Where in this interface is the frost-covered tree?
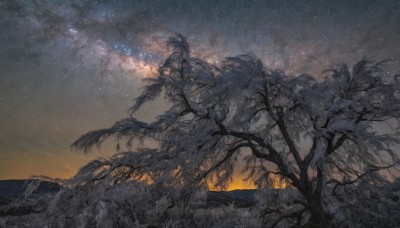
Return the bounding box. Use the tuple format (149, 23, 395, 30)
(71, 34, 400, 227)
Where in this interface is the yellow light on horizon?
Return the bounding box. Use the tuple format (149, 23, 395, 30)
(214, 178, 257, 191)
(207, 174, 288, 191)
(270, 176, 287, 189)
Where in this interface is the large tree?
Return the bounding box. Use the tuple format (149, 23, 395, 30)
(72, 34, 400, 227)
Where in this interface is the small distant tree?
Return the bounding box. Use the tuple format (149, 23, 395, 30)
(72, 34, 400, 227)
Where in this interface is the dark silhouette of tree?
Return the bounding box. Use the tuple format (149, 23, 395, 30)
(71, 34, 400, 227)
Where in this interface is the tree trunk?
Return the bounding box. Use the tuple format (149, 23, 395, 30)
(306, 198, 336, 228)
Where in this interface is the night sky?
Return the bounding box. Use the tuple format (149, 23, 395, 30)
(1, 0, 400, 187)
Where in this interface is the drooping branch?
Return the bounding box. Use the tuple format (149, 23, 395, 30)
(195, 142, 251, 184)
(71, 118, 153, 153)
(329, 163, 398, 197)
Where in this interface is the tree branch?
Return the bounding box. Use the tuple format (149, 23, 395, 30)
(330, 163, 398, 197)
(276, 111, 303, 168)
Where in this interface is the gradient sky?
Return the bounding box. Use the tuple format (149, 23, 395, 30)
(1, 0, 400, 189)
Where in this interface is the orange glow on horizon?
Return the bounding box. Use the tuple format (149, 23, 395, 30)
(208, 178, 257, 191)
(207, 174, 288, 191)
(270, 175, 288, 189)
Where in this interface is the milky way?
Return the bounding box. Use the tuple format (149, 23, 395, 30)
(1, 0, 399, 181)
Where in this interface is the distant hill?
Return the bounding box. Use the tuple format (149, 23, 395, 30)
(207, 190, 257, 207)
(0, 180, 61, 216)
(0, 180, 61, 198)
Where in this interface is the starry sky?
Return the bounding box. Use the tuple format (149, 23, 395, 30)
(1, 0, 400, 187)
